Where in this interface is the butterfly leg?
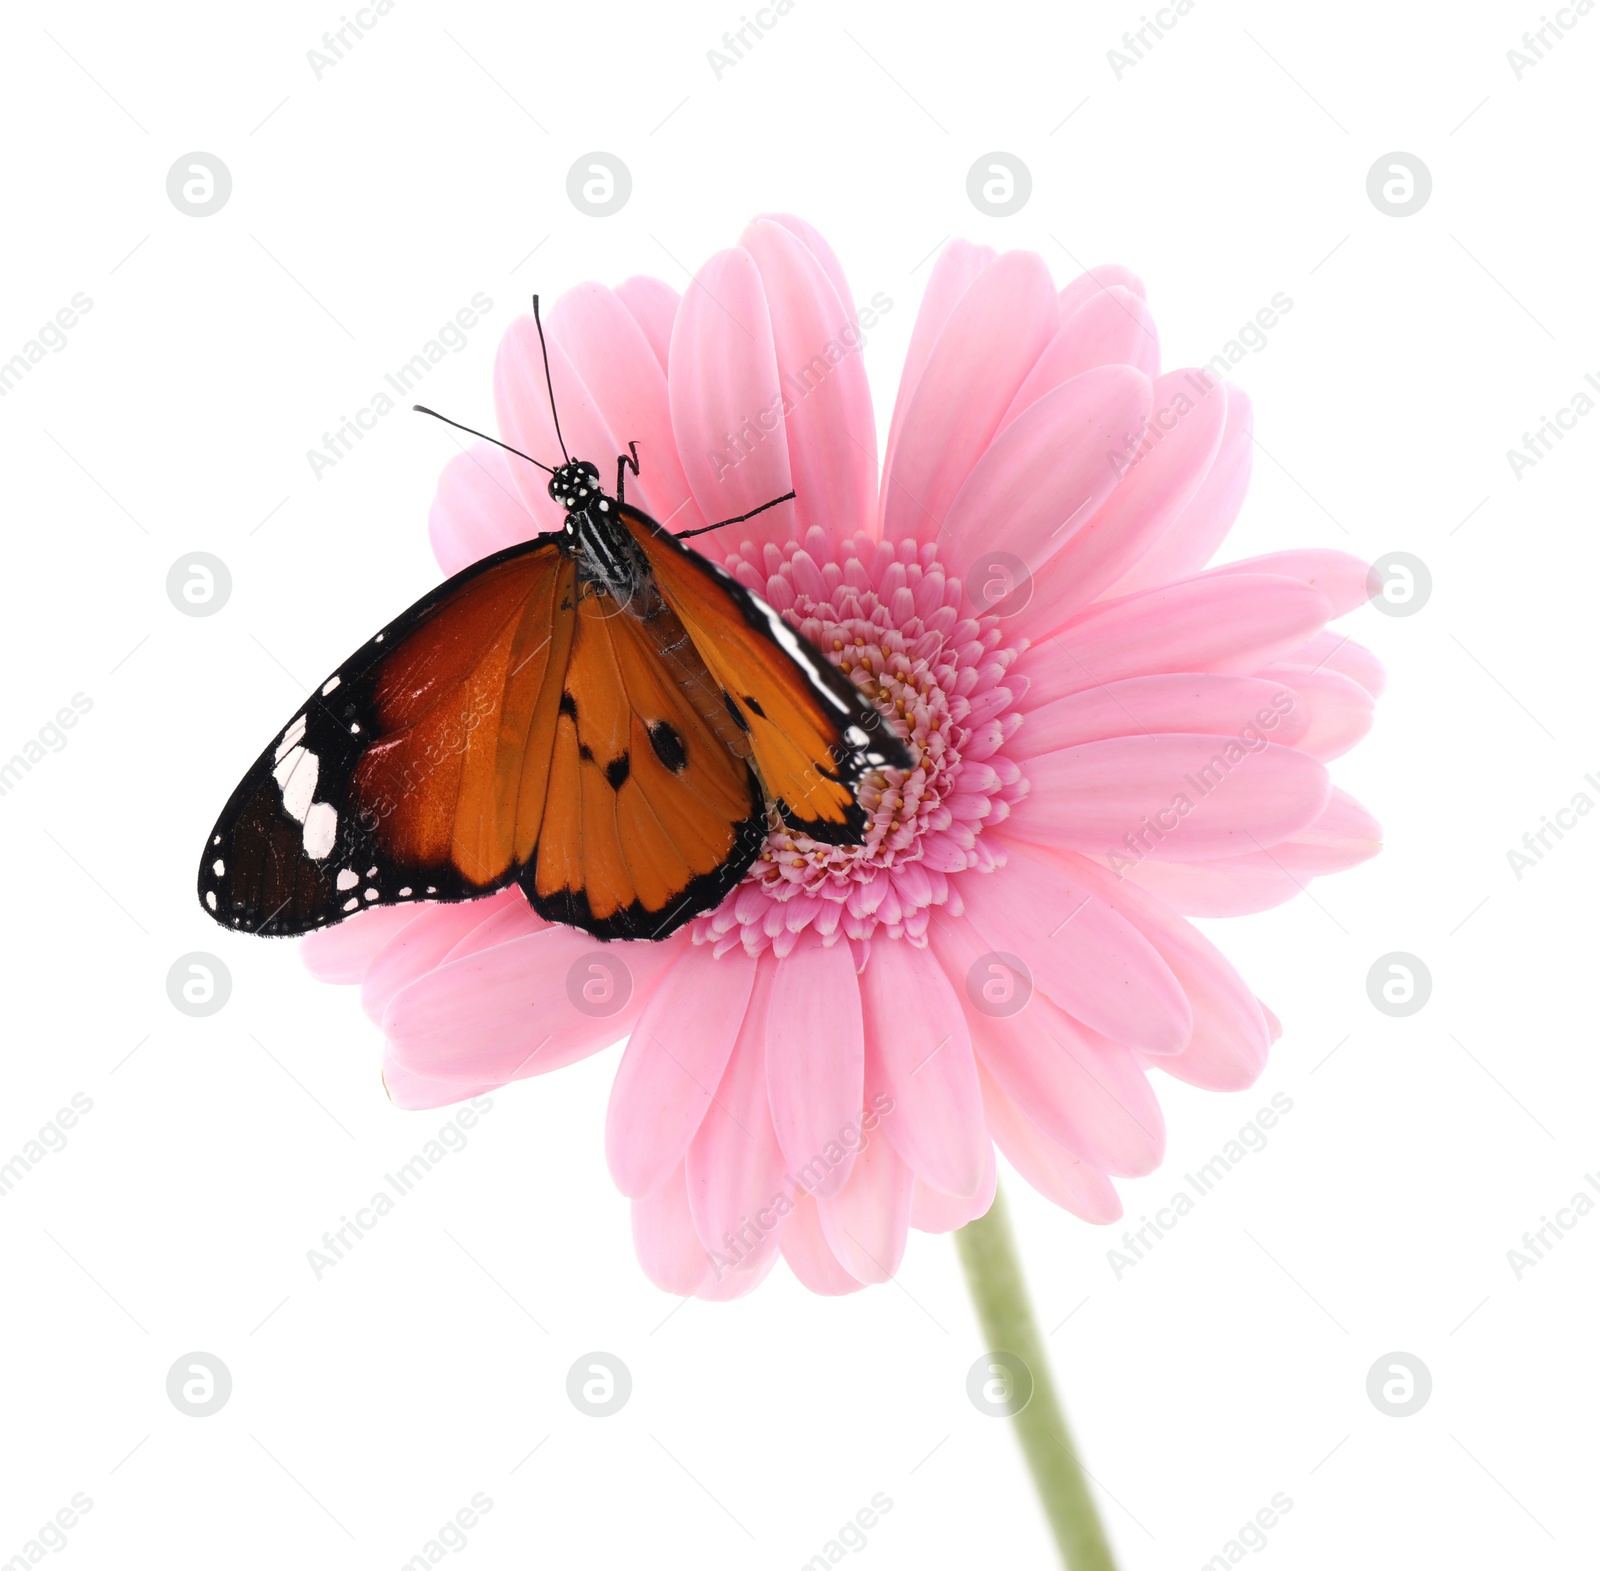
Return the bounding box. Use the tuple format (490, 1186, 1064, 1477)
(675, 489, 797, 541)
(615, 442, 641, 505)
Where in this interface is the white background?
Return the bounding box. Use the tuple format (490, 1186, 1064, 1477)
(1, 0, 1595, 1566)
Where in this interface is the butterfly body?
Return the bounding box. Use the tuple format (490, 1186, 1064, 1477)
(200, 450, 912, 944)
(549, 458, 652, 608)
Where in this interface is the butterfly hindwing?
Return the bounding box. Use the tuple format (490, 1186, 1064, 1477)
(521, 583, 767, 938)
(616, 503, 914, 844)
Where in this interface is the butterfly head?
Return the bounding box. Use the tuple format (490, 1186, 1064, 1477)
(548, 460, 603, 511)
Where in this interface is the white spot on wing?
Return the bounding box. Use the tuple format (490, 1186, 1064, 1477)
(342, 896, 359, 911)
(205, 890, 217, 911)
(336, 868, 358, 891)
(322, 675, 341, 695)
(212, 858, 225, 876)
(364, 888, 379, 901)
(302, 801, 338, 859)
(273, 747, 319, 824)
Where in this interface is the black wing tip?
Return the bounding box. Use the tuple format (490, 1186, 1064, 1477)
(833, 713, 915, 783)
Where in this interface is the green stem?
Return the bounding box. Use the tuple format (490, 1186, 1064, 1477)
(955, 1183, 1119, 1571)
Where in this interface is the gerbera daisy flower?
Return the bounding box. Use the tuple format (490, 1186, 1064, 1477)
(302, 215, 1381, 1300)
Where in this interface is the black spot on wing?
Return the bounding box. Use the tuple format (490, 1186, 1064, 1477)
(722, 692, 751, 733)
(742, 694, 767, 719)
(559, 691, 578, 720)
(648, 720, 687, 773)
(605, 753, 630, 790)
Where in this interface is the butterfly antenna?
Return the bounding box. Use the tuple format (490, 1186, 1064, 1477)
(411, 405, 555, 475)
(531, 295, 570, 463)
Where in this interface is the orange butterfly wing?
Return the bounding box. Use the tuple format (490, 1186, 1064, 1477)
(201, 540, 575, 934)
(617, 504, 914, 843)
(523, 583, 767, 938)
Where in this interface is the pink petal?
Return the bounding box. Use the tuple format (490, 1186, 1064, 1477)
(632, 1162, 713, 1296)
(1057, 264, 1147, 317)
(911, 1143, 997, 1233)
(301, 905, 426, 985)
(631, 1165, 779, 1301)
(694, 1249, 779, 1301)
(859, 936, 987, 1197)
(1012, 734, 1331, 862)
(943, 366, 1153, 585)
(1279, 631, 1387, 698)
(1204, 549, 1372, 617)
(605, 948, 757, 1198)
(1014, 674, 1309, 758)
(686, 964, 788, 1276)
(930, 912, 1166, 1175)
(614, 274, 679, 374)
(436, 894, 550, 964)
(1018, 574, 1334, 706)
(546, 282, 698, 531)
(1122, 788, 1382, 915)
(1017, 370, 1230, 631)
(1118, 858, 1300, 916)
(1041, 850, 1273, 1092)
(757, 213, 859, 331)
(428, 443, 541, 577)
(668, 247, 798, 556)
(780, 1191, 866, 1295)
(977, 1062, 1122, 1223)
(379, 1054, 502, 1110)
(882, 250, 1057, 546)
(883, 239, 996, 487)
(764, 930, 864, 1198)
(1264, 665, 1374, 760)
(1148, 1020, 1268, 1091)
(739, 217, 877, 542)
(1270, 786, 1384, 873)
(361, 901, 519, 1026)
(1106, 383, 1253, 594)
(383, 926, 684, 1081)
(955, 842, 1190, 1054)
(1000, 286, 1160, 429)
(815, 1118, 914, 1284)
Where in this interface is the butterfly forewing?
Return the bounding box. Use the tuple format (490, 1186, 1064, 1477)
(200, 539, 570, 935)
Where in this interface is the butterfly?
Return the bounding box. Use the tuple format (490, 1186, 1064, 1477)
(198, 298, 912, 942)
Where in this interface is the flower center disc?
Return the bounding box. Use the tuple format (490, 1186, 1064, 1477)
(691, 528, 1029, 960)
